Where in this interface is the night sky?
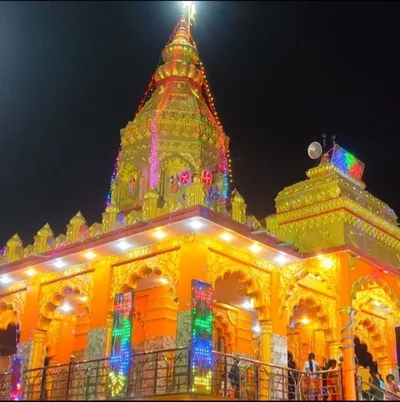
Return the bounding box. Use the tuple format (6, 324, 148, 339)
(0, 1, 399, 246)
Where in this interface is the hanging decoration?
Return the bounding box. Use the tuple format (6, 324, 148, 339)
(107, 291, 134, 399)
(9, 355, 22, 401)
(191, 279, 213, 394)
(330, 144, 365, 181)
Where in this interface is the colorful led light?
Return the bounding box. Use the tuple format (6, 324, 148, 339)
(330, 144, 365, 181)
(107, 291, 134, 399)
(191, 280, 213, 394)
(60, 303, 73, 313)
(9, 355, 22, 401)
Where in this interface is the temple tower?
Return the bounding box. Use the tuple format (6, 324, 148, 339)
(109, 18, 230, 213)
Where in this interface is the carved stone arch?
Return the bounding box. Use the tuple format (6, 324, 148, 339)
(37, 274, 93, 331)
(279, 259, 338, 309)
(355, 312, 387, 358)
(354, 326, 375, 358)
(351, 275, 400, 322)
(285, 289, 336, 341)
(0, 291, 26, 330)
(207, 251, 270, 320)
(213, 310, 234, 352)
(111, 250, 181, 299)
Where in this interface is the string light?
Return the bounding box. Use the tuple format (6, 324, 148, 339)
(107, 292, 133, 398)
(191, 280, 213, 394)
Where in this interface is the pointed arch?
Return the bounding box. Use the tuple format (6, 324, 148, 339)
(111, 250, 181, 299)
(207, 251, 270, 320)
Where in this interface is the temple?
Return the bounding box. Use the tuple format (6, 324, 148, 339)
(1, 4, 400, 401)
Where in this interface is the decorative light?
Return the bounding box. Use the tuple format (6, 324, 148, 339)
(160, 277, 169, 285)
(107, 291, 134, 398)
(252, 323, 261, 334)
(220, 232, 234, 242)
(300, 317, 310, 325)
(60, 303, 73, 313)
(53, 259, 67, 269)
(0, 275, 12, 284)
(153, 230, 167, 240)
(242, 298, 255, 310)
(319, 256, 334, 269)
(25, 268, 37, 277)
(191, 280, 213, 394)
(190, 219, 204, 230)
(372, 300, 382, 307)
(274, 254, 288, 265)
(116, 240, 131, 251)
(250, 243, 262, 254)
(80, 296, 88, 303)
(383, 270, 389, 274)
(84, 251, 97, 260)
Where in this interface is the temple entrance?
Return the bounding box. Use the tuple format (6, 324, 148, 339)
(130, 271, 177, 352)
(37, 287, 91, 366)
(213, 272, 259, 359)
(287, 298, 330, 370)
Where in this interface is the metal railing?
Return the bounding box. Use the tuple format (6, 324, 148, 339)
(360, 380, 400, 401)
(0, 348, 343, 401)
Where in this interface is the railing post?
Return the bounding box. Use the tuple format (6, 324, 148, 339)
(153, 352, 158, 395)
(187, 347, 192, 393)
(65, 355, 74, 400)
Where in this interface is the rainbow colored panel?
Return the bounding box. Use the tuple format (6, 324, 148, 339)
(191, 280, 213, 394)
(331, 144, 365, 181)
(107, 291, 134, 399)
(9, 355, 22, 401)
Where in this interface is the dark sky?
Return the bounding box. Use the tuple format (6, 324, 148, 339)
(0, 1, 399, 246)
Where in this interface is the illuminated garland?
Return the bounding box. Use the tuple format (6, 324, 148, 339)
(107, 291, 134, 399)
(191, 280, 213, 394)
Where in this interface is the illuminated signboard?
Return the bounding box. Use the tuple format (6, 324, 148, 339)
(191, 280, 213, 394)
(331, 144, 365, 181)
(107, 291, 134, 399)
(9, 355, 22, 401)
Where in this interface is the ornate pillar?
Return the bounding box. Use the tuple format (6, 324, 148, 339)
(105, 312, 114, 358)
(259, 320, 272, 364)
(18, 283, 40, 371)
(85, 262, 112, 360)
(339, 307, 357, 401)
(31, 330, 46, 369)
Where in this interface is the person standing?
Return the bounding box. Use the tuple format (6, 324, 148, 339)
(288, 352, 298, 400)
(303, 353, 320, 401)
(228, 358, 240, 398)
(385, 374, 400, 400)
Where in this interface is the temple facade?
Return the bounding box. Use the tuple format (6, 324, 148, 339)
(0, 10, 400, 402)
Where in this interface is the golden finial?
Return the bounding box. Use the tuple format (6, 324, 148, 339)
(70, 211, 86, 225)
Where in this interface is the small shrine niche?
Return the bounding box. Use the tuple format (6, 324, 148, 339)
(111, 164, 142, 211)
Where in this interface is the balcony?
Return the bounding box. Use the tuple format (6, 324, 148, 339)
(0, 348, 342, 401)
